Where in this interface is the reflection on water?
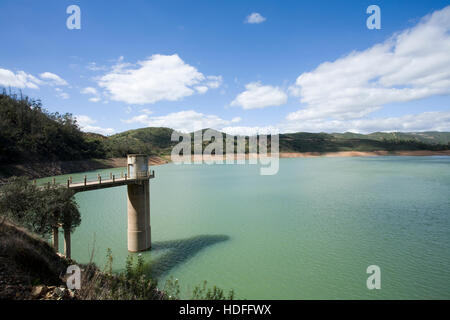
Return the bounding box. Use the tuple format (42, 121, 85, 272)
(146, 235, 229, 278)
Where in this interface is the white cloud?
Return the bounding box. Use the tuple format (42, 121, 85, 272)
(0, 68, 42, 89)
(245, 13, 266, 24)
(55, 87, 69, 99)
(205, 75, 223, 88)
(141, 108, 153, 114)
(75, 115, 115, 135)
(231, 82, 287, 109)
(223, 111, 450, 135)
(0, 68, 69, 93)
(86, 62, 107, 71)
(288, 6, 450, 122)
(97, 54, 222, 104)
(221, 126, 280, 136)
(195, 86, 209, 94)
(282, 111, 450, 133)
(81, 86, 101, 102)
(122, 110, 238, 133)
(81, 87, 98, 95)
(39, 72, 68, 86)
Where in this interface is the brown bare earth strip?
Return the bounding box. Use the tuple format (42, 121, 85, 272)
(0, 156, 169, 182)
(279, 150, 450, 158)
(1, 151, 449, 182)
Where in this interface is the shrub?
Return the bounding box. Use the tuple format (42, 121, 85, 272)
(0, 176, 80, 237)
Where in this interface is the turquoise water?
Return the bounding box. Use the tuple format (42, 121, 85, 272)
(39, 156, 450, 299)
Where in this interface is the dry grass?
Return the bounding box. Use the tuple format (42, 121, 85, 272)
(0, 219, 69, 299)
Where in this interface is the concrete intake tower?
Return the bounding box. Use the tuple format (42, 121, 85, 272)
(127, 154, 152, 252)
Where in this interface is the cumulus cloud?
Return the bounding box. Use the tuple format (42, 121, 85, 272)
(195, 86, 209, 94)
(140, 108, 153, 114)
(81, 87, 98, 95)
(39, 72, 68, 86)
(0, 68, 42, 89)
(288, 5, 450, 122)
(81, 86, 101, 102)
(223, 111, 450, 135)
(122, 110, 239, 133)
(97, 54, 222, 104)
(75, 115, 115, 135)
(221, 126, 280, 136)
(0, 68, 69, 95)
(231, 82, 287, 109)
(281, 111, 450, 133)
(245, 13, 266, 24)
(86, 62, 107, 71)
(205, 75, 223, 88)
(55, 87, 69, 99)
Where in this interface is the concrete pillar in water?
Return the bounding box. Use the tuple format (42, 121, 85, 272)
(127, 154, 151, 252)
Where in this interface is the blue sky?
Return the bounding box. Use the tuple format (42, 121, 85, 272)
(1, 0, 449, 135)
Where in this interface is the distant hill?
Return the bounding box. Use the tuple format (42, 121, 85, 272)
(278, 132, 449, 153)
(104, 127, 176, 157)
(105, 128, 450, 157)
(1, 92, 449, 165)
(332, 132, 450, 145)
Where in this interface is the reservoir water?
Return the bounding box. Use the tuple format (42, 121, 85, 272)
(39, 156, 450, 299)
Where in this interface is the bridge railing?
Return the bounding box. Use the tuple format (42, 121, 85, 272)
(26, 169, 155, 189)
(135, 170, 150, 179)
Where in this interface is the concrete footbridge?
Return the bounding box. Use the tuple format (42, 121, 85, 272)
(66, 169, 155, 193)
(48, 154, 155, 258)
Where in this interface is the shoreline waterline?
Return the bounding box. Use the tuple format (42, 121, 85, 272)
(2, 150, 450, 182)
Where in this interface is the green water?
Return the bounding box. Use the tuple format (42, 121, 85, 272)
(39, 156, 450, 299)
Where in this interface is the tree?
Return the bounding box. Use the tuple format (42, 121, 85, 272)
(0, 177, 81, 237)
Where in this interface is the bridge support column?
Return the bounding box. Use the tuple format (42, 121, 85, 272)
(52, 226, 59, 251)
(127, 154, 151, 252)
(64, 228, 71, 259)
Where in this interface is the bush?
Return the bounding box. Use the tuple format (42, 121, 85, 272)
(0, 91, 106, 164)
(0, 176, 80, 237)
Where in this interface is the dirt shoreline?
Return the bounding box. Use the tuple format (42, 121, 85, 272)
(279, 150, 450, 158)
(0, 156, 170, 182)
(0, 150, 449, 182)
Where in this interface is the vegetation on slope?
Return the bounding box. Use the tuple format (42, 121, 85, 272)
(279, 132, 450, 153)
(0, 92, 106, 165)
(0, 220, 70, 299)
(0, 177, 80, 237)
(1, 92, 449, 167)
(104, 127, 175, 157)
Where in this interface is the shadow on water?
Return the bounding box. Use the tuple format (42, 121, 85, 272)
(143, 234, 230, 278)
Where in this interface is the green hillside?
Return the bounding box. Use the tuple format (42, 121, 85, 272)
(332, 132, 450, 144)
(280, 132, 449, 153)
(106, 128, 450, 156)
(104, 127, 175, 157)
(1, 93, 449, 165)
(0, 93, 106, 165)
